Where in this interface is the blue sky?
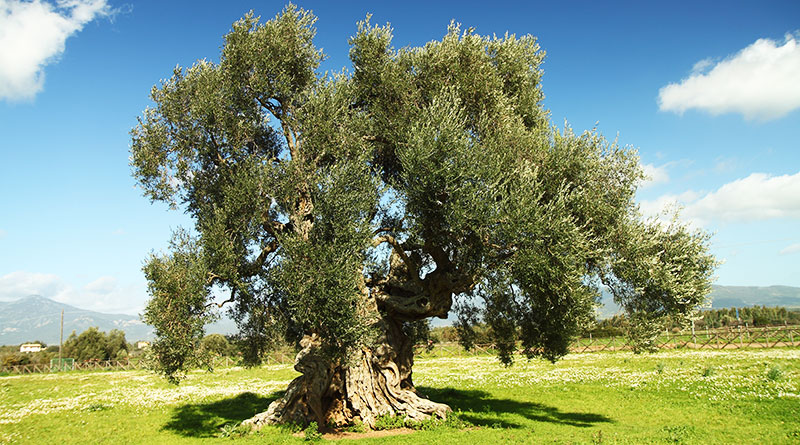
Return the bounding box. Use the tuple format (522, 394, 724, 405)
(1, 0, 798, 315)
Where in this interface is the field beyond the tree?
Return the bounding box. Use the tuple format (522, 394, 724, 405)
(1, 349, 798, 444)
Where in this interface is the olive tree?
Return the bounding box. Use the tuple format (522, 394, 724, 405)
(130, 5, 716, 429)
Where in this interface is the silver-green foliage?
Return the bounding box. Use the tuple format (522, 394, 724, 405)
(130, 4, 717, 381)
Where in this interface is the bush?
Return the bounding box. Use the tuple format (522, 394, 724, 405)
(767, 365, 783, 381)
(303, 421, 322, 441)
(2, 353, 31, 367)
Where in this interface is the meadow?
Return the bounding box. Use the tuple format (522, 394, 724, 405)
(1, 348, 798, 444)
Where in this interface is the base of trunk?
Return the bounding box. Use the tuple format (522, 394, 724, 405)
(244, 325, 449, 429)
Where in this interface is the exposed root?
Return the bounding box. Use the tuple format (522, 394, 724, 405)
(244, 324, 450, 430)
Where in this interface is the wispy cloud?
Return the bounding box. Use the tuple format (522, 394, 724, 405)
(779, 243, 800, 255)
(713, 156, 738, 173)
(658, 33, 800, 121)
(0, 0, 110, 101)
(0, 228, 6, 240)
(83, 275, 117, 294)
(640, 171, 800, 226)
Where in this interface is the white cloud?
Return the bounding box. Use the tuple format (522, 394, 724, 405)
(638, 190, 700, 223)
(779, 243, 800, 255)
(687, 172, 800, 223)
(0, 271, 67, 300)
(640, 171, 800, 226)
(0, 228, 6, 239)
(640, 163, 670, 188)
(0, 271, 144, 315)
(658, 33, 800, 121)
(0, 0, 110, 101)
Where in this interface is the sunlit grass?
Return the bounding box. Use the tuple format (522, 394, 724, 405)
(1, 349, 798, 444)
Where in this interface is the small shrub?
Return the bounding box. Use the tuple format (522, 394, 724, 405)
(662, 425, 695, 444)
(655, 362, 665, 374)
(767, 365, 783, 381)
(701, 366, 715, 377)
(373, 414, 406, 430)
(83, 403, 111, 412)
(373, 412, 471, 431)
(218, 422, 251, 438)
(414, 413, 467, 431)
(304, 421, 323, 442)
(343, 418, 366, 433)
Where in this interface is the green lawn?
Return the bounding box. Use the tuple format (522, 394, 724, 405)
(1, 349, 798, 444)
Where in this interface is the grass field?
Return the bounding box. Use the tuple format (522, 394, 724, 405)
(1, 349, 798, 444)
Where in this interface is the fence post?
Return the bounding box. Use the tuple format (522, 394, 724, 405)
(738, 325, 743, 349)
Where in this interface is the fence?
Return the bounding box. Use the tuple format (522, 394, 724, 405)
(3, 326, 798, 375)
(0, 355, 253, 376)
(568, 325, 800, 353)
(415, 325, 800, 356)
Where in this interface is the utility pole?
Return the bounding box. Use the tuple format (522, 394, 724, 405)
(59, 309, 64, 368)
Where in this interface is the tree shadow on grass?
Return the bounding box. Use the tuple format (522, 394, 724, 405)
(162, 386, 611, 436)
(418, 386, 613, 429)
(162, 391, 282, 437)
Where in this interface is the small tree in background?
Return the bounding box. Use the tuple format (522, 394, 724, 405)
(199, 334, 235, 357)
(130, 5, 716, 429)
(62, 328, 130, 362)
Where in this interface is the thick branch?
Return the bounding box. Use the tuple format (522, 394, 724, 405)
(205, 288, 236, 309)
(242, 239, 279, 276)
(372, 235, 417, 278)
(264, 220, 291, 238)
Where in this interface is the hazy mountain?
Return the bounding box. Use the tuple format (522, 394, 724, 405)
(0, 296, 237, 346)
(706, 285, 800, 309)
(596, 285, 800, 319)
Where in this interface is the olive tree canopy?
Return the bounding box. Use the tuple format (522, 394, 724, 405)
(131, 5, 716, 428)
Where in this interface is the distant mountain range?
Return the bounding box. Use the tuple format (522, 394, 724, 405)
(596, 284, 800, 319)
(706, 285, 800, 309)
(0, 295, 237, 346)
(2, 285, 800, 345)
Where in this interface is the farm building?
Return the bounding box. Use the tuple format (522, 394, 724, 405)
(19, 343, 43, 353)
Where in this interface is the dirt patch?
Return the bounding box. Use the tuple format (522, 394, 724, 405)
(324, 428, 416, 440)
(294, 428, 416, 441)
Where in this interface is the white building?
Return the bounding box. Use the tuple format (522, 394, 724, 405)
(19, 343, 43, 353)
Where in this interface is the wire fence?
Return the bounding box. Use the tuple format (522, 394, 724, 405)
(567, 325, 799, 353)
(2, 326, 798, 375)
(422, 325, 800, 356)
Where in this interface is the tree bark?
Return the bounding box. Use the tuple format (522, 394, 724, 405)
(243, 317, 450, 430)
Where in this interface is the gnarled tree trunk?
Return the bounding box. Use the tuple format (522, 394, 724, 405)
(243, 247, 471, 429)
(243, 316, 449, 429)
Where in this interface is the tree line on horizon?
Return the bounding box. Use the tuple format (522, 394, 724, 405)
(0, 327, 242, 369)
(5, 304, 799, 368)
(428, 305, 800, 344)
